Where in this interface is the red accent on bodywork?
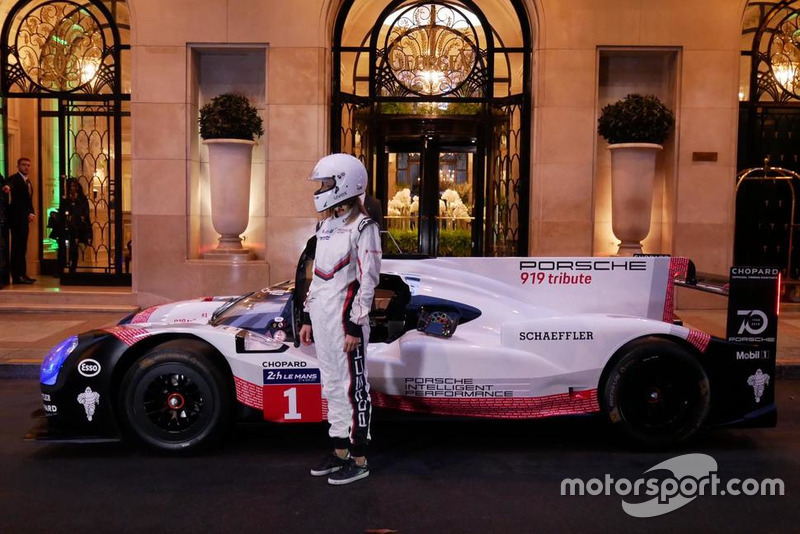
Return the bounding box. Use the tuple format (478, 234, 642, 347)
(234, 376, 263, 410)
(105, 326, 151, 346)
(371, 389, 599, 419)
(686, 329, 711, 353)
(570, 389, 594, 401)
(130, 307, 157, 324)
(663, 258, 690, 323)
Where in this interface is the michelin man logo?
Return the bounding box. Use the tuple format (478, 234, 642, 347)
(77, 387, 100, 421)
(747, 369, 770, 403)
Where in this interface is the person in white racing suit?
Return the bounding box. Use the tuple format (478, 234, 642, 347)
(299, 153, 381, 486)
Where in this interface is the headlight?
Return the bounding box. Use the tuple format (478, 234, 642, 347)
(41, 336, 79, 386)
(241, 330, 284, 351)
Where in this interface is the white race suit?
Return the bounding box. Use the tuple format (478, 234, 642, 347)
(304, 210, 381, 456)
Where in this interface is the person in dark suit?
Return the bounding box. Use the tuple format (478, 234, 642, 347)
(2, 157, 36, 284)
(0, 172, 8, 288)
(57, 178, 91, 274)
(361, 193, 384, 230)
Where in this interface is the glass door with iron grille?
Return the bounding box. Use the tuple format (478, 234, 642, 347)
(38, 98, 130, 284)
(384, 138, 480, 256)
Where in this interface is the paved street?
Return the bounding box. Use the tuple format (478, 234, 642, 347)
(1, 379, 797, 533)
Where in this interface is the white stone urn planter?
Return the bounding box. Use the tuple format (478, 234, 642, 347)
(609, 142, 662, 256)
(203, 138, 256, 261)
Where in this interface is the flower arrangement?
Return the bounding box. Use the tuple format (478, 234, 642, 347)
(388, 188, 413, 216)
(388, 187, 472, 219)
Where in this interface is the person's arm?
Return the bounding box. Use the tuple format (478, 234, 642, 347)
(299, 230, 321, 345)
(299, 280, 315, 345)
(346, 219, 382, 337)
(26, 178, 34, 217)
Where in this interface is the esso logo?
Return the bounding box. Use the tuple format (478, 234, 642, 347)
(78, 359, 101, 377)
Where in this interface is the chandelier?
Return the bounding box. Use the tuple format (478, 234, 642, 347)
(769, 11, 800, 98)
(386, 4, 478, 96)
(14, 1, 104, 92)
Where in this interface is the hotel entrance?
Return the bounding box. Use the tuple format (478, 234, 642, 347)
(0, 0, 131, 284)
(379, 117, 482, 256)
(332, 0, 532, 257)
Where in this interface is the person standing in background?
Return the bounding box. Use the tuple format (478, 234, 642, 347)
(58, 178, 91, 274)
(0, 172, 8, 288)
(2, 157, 36, 284)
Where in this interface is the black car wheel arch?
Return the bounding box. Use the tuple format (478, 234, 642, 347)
(601, 336, 711, 448)
(119, 339, 233, 452)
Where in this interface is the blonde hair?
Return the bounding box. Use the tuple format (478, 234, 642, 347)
(325, 197, 368, 224)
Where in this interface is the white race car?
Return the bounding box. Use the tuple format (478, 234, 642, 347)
(28, 252, 779, 451)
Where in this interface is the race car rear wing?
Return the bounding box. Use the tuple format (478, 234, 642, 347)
(673, 261, 780, 350)
(674, 262, 729, 296)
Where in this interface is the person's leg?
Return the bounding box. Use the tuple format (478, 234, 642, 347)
(308, 309, 352, 476)
(69, 237, 79, 273)
(10, 222, 28, 280)
(315, 319, 352, 450)
(327, 323, 372, 485)
(345, 327, 371, 463)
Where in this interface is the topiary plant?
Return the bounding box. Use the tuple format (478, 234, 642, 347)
(597, 93, 675, 145)
(199, 93, 264, 141)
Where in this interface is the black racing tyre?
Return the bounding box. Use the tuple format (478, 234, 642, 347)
(602, 337, 710, 448)
(120, 339, 232, 452)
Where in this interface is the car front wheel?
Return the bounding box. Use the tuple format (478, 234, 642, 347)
(120, 339, 231, 452)
(602, 337, 710, 447)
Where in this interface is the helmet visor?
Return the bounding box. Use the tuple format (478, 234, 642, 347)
(313, 178, 336, 195)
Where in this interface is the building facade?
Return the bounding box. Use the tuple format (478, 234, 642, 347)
(1, 0, 796, 307)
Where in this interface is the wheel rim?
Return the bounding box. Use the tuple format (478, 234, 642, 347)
(618, 356, 705, 438)
(131, 363, 216, 443)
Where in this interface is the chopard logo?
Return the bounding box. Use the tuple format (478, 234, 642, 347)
(731, 267, 779, 276)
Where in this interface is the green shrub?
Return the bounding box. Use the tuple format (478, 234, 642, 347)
(387, 228, 472, 256)
(597, 93, 675, 145)
(199, 93, 264, 141)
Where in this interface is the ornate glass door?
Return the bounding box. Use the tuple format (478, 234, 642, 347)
(2, 0, 131, 284)
(384, 135, 478, 256)
(333, 0, 531, 257)
(60, 100, 126, 282)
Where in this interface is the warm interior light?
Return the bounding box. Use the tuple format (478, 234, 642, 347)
(420, 69, 444, 91)
(774, 64, 795, 88)
(80, 59, 99, 84)
(382, 4, 481, 27)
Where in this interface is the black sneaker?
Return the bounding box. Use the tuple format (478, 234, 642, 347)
(310, 452, 349, 477)
(328, 459, 369, 485)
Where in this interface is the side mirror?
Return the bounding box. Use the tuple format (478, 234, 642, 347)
(416, 308, 460, 338)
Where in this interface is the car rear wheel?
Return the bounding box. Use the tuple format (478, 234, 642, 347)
(120, 339, 231, 452)
(602, 338, 710, 447)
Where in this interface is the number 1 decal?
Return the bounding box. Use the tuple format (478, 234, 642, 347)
(262, 367, 323, 423)
(283, 387, 302, 420)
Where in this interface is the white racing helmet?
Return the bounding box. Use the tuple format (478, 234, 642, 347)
(310, 153, 367, 213)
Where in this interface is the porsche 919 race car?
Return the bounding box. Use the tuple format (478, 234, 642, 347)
(28, 253, 780, 451)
